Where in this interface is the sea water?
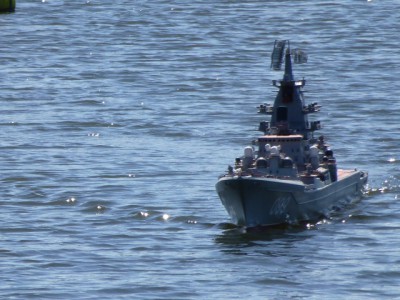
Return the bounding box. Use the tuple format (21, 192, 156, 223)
(1, 1, 399, 299)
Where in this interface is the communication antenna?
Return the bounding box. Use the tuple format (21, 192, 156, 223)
(291, 49, 308, 64)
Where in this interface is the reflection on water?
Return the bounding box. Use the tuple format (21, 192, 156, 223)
(214, 222, 315, 252)
(214, 193, 372, 251)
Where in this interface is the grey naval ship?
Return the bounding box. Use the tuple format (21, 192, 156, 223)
(216, 40, 368, 228)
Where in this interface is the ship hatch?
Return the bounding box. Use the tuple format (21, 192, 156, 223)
(277, 106, 288, 122)
(282, 85, 293, 103)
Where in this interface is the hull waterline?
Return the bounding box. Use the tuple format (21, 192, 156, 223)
(216, 170, 367, 227)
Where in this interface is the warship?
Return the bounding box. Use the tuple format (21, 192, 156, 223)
(216, 40, 368, 228)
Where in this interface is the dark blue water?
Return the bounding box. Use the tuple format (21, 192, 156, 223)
(1, 1, 399, 299)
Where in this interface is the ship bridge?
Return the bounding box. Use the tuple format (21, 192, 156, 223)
(257, 134, 305, 165)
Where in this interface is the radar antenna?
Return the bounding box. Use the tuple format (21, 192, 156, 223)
(270, 40, 287, 70)
(270, 40, 308, 70)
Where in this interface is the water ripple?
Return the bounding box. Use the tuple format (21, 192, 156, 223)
(1, 0, 400, 299)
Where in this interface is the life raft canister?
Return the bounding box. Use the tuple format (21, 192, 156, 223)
(0, 0, 16, 13)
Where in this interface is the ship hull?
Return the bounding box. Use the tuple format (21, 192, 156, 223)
(216, 170, 368, 228)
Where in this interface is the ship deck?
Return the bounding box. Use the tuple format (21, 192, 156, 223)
(337, 169, 358, 180)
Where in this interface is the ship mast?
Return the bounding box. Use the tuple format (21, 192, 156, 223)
(259, 40, 320, 140)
